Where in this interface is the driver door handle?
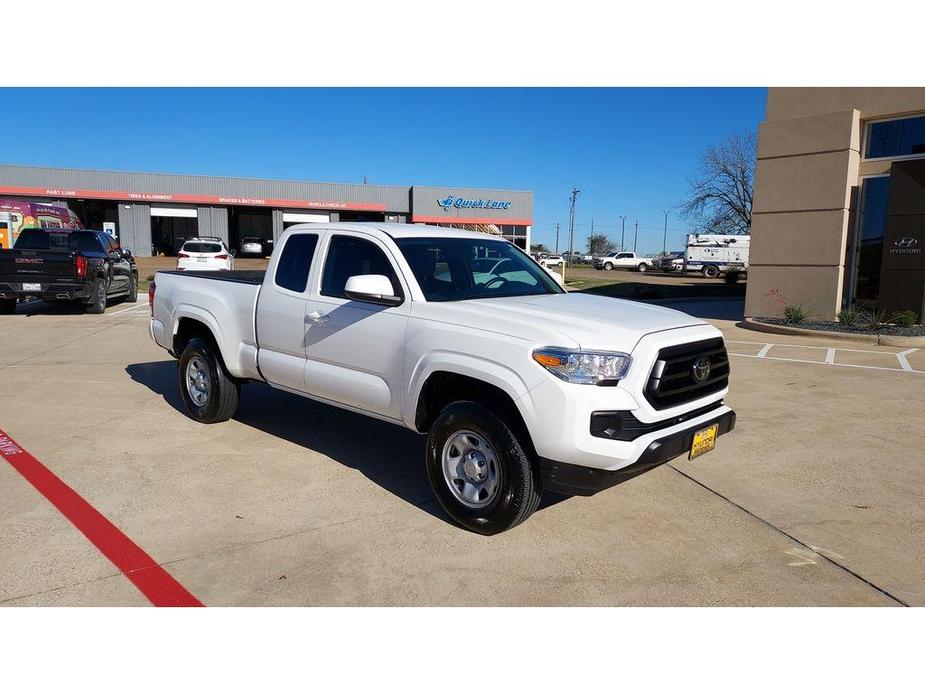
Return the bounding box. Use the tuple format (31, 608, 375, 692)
(305, 310, 329, 324)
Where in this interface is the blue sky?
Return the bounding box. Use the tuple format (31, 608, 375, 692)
(0, 88, 765, 254)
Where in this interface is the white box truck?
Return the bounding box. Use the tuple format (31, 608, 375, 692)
(683, 234, 750, 279)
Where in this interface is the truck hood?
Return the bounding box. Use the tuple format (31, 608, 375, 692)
(420, 292, 706, 350)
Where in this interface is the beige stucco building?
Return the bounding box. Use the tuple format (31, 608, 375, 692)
(746, 88, 925, 320)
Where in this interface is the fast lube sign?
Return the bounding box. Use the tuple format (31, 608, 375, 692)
(438, 194, 513, 212)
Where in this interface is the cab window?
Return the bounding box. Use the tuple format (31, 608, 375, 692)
(321, 235, 402, 300)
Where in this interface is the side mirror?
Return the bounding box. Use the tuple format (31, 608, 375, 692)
(549, 271, 564, 286)
(344, 274, 402, 306)
(121, 249, 132, 259)
(230, 249, 237, 257)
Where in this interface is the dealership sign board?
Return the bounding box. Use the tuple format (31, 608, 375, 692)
(0, 185, 387, 212)
(437, 194, 513, 212)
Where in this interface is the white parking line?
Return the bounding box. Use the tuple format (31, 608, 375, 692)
(107, 303, 148, 317)
(896, 348, 918, 372)
(729, 352, 923, 373)
(726, 341, 925, 375)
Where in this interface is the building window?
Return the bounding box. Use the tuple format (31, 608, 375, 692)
(865, 114, 925, 159)
(852, 176, 890, 304)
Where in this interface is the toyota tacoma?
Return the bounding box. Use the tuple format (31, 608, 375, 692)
(149, 223, 735, 534)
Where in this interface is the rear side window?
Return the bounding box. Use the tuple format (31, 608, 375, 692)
(13, 230, 103, 252)
(321, 235, 402, 300)
(275, 233, 319, 292)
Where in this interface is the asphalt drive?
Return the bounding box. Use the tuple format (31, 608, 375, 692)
(0, 296, 923, 606)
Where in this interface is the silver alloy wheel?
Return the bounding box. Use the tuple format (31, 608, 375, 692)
(442, 429, 502, 509)
(186, 356, 211, 407)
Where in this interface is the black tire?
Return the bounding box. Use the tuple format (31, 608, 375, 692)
(604, 262, 613, 270)
(126, 273, 138, 302)
(0, 298, 16, 315)
(85, 281, 107, 314)
(425, 401, 541, 535)
(637, 262, 648, 273)
(178, 337, 240, 423)
(702, 265, 719, 279)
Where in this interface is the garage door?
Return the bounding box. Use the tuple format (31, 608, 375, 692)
(151, 207, 198, 218)
(283, 212, 329, 224)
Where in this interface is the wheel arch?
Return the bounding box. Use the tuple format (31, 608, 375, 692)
(412, 369, 537, 459)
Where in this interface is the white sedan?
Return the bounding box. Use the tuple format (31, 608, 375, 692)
(177, 238, 235, 271)
(540, 255, 564, 268)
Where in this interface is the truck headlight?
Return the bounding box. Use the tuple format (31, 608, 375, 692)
(532, 348, 632, 385)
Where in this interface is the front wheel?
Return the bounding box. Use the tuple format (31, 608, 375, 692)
(178, 337, 240, 423)
(702, 265, 719, 279)
(604, 262, 613, 270)
(426, 401, 541, 535)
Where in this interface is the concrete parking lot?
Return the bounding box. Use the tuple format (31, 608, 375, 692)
(1, 295, 923, 606)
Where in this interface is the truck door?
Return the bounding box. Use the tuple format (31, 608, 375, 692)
(255, 232, 320, 393)
(303, 231, 411, 420)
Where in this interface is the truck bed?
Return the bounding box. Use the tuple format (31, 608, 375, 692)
(158, 270, 265, 284)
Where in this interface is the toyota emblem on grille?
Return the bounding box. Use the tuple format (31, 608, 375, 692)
(692, 356, 711, 382)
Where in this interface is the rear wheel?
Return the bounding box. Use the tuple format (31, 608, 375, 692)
(425, 401, 541, 535)
(637, 262, 648, 272)
(85, 281, 107, 314)
(0, 298, 16, 314)
(702, 265, 719, 279)
(126, 273, 138, 302)
(178, 337, 240, 423)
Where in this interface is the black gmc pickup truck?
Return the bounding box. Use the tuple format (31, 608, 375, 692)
(0, 228, 138, 314)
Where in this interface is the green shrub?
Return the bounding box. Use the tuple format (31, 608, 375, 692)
(724, 271, 742, 285)
(890, 310, 919, 327)
(862, 308, 889, 331)
(783, 304, 807, 324)
(837, 306, 863, 327)
(146, 274, 155, 282)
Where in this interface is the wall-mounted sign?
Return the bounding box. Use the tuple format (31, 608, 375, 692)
(103, 221, 116, 237)
(438, 194, 512, 212)
(0, 185, 388, 213)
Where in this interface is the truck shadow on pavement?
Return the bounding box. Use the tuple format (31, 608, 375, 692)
(125, 360, 568, 528)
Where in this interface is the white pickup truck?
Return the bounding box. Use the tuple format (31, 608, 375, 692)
(593, 251, 651, 272)
(149, 223, 735, 534)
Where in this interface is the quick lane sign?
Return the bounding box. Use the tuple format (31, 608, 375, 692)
(438, 194, 512, 212)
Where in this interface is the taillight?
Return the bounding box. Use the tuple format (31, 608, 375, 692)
(177, 252, 190, 258)
(76, 255, 87, 278)
(216, 254, 228, 260)
(149, 281, 156, 316)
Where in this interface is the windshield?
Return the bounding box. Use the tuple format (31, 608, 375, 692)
(14, 229, 102, 253)
(395, 237, 564, 302)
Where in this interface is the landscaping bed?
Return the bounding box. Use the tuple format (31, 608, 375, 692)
(755, 316, 925, 337)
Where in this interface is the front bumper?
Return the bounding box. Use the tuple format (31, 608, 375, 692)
(539, 408, 736, 496)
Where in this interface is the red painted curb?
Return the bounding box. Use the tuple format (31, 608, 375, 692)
(0, 429, 203, 607)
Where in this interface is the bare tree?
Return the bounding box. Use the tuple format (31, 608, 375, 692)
(586, 233, 616, 257)
(680, 130, 756, 235)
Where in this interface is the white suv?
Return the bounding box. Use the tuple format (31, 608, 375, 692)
(177, 238, 235, 272)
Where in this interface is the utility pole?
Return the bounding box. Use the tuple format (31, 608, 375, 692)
(634, 220, 639, 254)
(567, 188, 580, 272)
(662, 210, 669, 256)
(554, 222, 560, 254)
(618, 215, 627, 252)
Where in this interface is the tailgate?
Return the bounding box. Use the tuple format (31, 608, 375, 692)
(0, 249, 78, 283)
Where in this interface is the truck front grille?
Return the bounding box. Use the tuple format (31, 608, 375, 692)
(645, 338, 729, 410)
